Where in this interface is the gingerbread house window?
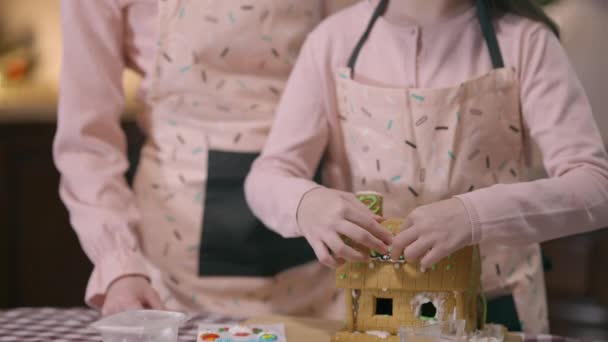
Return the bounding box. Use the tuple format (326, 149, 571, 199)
(374, 297, 393, 316)
(420, 302, 437, 321)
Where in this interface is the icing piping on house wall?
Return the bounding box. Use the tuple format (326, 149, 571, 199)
(366, 330, 391, 339)
(352, 289, 361, 331)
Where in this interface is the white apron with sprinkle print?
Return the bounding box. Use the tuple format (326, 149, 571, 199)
(335, 66, 548, 333)
(129, 0, 343, 318)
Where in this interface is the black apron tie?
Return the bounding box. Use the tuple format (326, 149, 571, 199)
(475, 0, 505, 69)
(347, 0, 505, 77)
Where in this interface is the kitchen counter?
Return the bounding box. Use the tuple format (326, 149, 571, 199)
(0, 85, 140, 122)
(0, 73, 141, 122)
(0, 83, 58, 122)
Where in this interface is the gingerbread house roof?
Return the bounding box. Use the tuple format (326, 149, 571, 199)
(336, 219, 481, 291)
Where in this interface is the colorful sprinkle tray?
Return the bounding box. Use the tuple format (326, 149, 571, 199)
(198, 324, 286, 342)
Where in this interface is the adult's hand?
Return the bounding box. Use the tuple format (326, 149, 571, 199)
(102, 275, 165, 316)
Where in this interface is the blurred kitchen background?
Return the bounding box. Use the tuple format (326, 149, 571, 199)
(0, 0, 607, 339)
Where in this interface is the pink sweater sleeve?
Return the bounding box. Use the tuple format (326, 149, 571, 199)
(456, 26, 608, 245)
(54, 0, 147, 308)
(245, 35, 329, 238)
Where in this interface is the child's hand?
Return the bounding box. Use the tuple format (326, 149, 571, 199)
(298, 188, 393, 268)
(102, 275, 165, 316)
(390, 198, 472, 269)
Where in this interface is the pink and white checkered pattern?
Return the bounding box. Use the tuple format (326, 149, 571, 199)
(0, 308, 604, 342)
(0, 308, 237, 342)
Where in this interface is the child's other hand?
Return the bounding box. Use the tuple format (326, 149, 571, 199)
(102, 275, 165, 316)
(298, 188, 393, 268)
(390, 198, 472, 269)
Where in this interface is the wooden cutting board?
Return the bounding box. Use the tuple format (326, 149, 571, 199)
(245, 315, 342, 342)
(245, 316, 523, 342)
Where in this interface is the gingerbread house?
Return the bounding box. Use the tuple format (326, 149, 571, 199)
(332, 193, 483, 342)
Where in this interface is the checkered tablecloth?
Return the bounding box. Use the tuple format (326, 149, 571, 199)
(0, 308, 237, 342)
(0, 308, 601, 342)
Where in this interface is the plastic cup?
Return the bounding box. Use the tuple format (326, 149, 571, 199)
(90, 310, 188, 342)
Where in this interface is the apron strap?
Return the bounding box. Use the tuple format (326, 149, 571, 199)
(346, 0, 389, 74)
(475, 0, 505, 69)
(347, 0, 505, 76)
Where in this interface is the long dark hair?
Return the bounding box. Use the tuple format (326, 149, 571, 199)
(487, 0, 560, 38)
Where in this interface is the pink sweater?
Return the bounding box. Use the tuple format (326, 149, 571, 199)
(245, 2, 608, 245)
(55, 0, 157, 308)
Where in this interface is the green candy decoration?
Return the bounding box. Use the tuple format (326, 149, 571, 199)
(357, 192, 383, 216)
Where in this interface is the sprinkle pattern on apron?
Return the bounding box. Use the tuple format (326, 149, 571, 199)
(130, 0, 341, 318)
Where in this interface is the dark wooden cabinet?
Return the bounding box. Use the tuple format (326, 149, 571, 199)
(542, 230, 608, 339)
(0, 121, 143, 308)
(590, 235, 608, 306)
(0, 135, 10, 308)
